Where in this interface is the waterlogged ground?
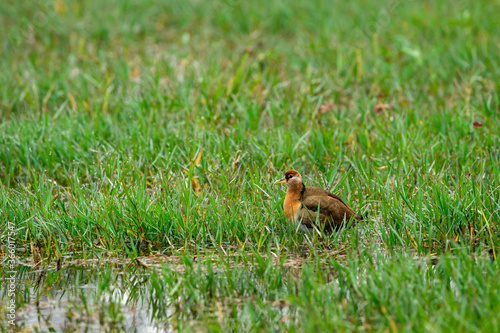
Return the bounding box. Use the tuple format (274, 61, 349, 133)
(3, 237, 499, 332)
(1, 0, 500, 331)
(6, 246, 322, 332)
(16, 280, 158, 332)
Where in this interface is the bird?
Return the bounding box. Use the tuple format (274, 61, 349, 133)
(274, 170, 363, 233)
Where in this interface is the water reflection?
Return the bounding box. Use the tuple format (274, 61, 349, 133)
(7, 264, 171, 332)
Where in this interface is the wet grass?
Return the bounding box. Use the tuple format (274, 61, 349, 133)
(1, 0, 499, 331)
(3, 248, 500, 332)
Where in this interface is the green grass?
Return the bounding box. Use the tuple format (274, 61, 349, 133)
(1, 0, 499, 331)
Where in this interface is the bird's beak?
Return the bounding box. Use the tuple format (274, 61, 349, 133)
(273, 178, 286, 185)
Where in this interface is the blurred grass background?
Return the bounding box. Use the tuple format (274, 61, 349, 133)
(0, 0, 499, 330)
(1, 0, 498, 255)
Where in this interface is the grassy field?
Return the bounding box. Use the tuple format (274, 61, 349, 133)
(1, 0, 500, 331)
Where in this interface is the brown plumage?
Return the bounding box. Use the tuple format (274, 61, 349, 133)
(274, 170, 363, 233)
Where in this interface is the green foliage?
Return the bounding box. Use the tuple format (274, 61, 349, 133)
(0, 0, 499, 331)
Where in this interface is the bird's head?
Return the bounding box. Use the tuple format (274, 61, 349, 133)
(273, 170, 303, 188)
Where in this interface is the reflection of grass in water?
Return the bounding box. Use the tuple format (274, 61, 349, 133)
(10, 263, 155, 332)
(4, 249, 500, 331)
(1, 0, 500, 330)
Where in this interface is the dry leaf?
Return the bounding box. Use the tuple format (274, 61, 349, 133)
(232, 150, 242, 171)
(319, 103, 335, 113)
(130, 67, 141, 81)
(191, 177, 203, 196)
(195, 147, 203, 166)
(374, 104, 390, 114)
(68, 93, 77, 111)
(42, 87, 54, 112)
(135, 258, 150, 269)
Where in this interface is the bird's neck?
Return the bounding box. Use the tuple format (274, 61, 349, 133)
(283, 184, 304, 221)
(285, 183, 303, 199)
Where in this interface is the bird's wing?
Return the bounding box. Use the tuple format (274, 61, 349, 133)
(301, 187, 359, 224)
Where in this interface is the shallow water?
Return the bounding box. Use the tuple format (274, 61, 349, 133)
(2, 262, 174, 333)
(16, 286, 165, 332)
(2, 246, 444, 332)
(2, 249, 315, 332)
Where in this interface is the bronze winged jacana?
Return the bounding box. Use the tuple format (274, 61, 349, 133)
(274, 170, 363, 233)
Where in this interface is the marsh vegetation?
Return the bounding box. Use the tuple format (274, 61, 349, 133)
(1, 0, 499, 331)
